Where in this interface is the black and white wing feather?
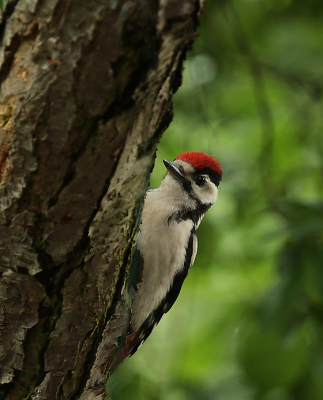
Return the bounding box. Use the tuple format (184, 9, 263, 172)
(129, 228, 196, 356)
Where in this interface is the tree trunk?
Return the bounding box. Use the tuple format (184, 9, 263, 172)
(0, 0, 202, 398)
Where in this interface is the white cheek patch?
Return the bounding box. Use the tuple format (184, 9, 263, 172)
(194, 182, 218, 205)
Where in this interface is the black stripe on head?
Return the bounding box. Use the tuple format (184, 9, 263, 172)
(182, 180, 192, 194)
(198, 167, 222, 187)
(129, 229, 195, 357)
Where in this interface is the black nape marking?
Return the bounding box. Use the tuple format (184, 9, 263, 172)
(129, 230, 195, 357)
(167, 202, 212, 226)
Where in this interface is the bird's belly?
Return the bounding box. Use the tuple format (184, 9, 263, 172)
(131, 218, 193, 330)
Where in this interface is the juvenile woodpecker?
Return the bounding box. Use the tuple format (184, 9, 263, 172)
(121, 151, 222, 360)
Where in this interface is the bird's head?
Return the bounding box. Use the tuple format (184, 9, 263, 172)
(163, 151, 222, 206)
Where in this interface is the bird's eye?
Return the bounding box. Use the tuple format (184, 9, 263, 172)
(195, 176, 206, 186)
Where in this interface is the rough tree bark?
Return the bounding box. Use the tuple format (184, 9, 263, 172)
(0, 0, 203, 398)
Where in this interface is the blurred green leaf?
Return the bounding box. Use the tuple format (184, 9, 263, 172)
(238, 323, 309, 391)
(109, 1, 323, 399)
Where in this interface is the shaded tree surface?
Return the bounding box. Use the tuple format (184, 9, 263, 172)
(0, 0, 203, 398)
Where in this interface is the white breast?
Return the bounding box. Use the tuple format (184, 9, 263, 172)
(131, 187, 196, 330)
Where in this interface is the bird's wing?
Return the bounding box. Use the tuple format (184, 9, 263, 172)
(127, 228, 196, 357)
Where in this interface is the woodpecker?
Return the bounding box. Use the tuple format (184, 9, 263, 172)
(120, 151, 222, 361)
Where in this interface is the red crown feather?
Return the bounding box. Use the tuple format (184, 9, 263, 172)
(176, 151, 222, 176)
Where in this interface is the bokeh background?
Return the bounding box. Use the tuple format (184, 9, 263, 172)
(107, 1, 323, 399)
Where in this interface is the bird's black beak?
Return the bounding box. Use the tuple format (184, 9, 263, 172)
(163, 159, 188, 183)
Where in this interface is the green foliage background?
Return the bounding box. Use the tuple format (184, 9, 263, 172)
(108, 1, 323, 399)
